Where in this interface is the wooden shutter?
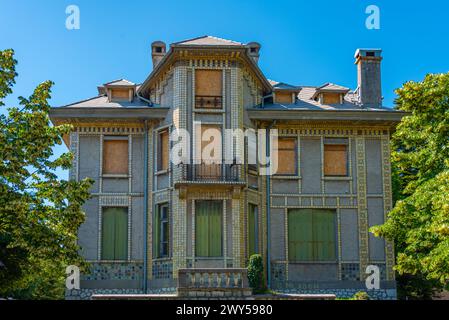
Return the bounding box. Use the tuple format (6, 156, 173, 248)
(288, 209, 336, 262)
(324, 144, 347, 176)
(312, 210, 336, 261)
(101, 207, 128, 261)
(248, 204, 258, 257)
(103, 139, 128, 174)
(195, 201, 223, 257)
(195, 70, 222, 97)
(288, 209, 313, 261)
(276, 138, 297, 175)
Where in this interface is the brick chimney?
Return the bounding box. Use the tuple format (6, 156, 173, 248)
(151, 41, 166, 69)
(355, 49, 382, 108)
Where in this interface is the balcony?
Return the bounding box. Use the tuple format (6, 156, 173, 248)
(195, 95, 222, 109)
(177, 163, 243, 184)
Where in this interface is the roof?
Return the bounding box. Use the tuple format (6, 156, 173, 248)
(58, 95, 149, 109)
(260, 86, 394, 112)
(173, 35, 244, 46)
(317, 83, 350, 92)
(103, 79, 136, 87)
(269, 80, 301, 91)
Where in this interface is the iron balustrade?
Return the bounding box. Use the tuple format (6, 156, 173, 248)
(195, 95, 223, 109)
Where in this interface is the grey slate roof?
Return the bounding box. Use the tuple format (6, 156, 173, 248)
(173, 35, 244, 46)
(103, 79, 136, 86)
(261, 85, 391, 111)
(317, 83, 350, 92)
(59, 95, 149, 108)
(269, 80, 301, 91)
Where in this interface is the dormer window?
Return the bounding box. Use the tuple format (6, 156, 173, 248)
(102, 79, 137, 103)
(312, 83, 350, 105)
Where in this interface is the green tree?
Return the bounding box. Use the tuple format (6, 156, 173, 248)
(371, 73, 449, 299)
(0, 49, 92, 299)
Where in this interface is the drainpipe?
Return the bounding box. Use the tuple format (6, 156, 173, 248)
(265, 120, 276, 289)
(143, 120, 149, 293)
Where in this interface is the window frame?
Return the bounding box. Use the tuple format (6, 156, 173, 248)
(323, 138, 349, 177)
(157, 129, 170, 173)
(274, 137, 298, 176)
(155, 203, 169, 259)
(102, 136, 129, 176)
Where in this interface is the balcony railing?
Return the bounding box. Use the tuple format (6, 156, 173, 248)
(179, 163, 242, 183)
(178, 268, 249, 290)
(195, 95, 223, 109)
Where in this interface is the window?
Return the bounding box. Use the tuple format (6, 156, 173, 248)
(195, 124, 222, 179)
(288, 209, 336, 262)
(248, 204, 258, 257)
(154, 204, 169, 258)
(275, 138, 297, 175)
(195, 70, 223, 109)
(103, 137, 129, 175)
(324, 141, 348, 176)
(274, 92, 293, 104)
(157, 130, 169, 171)
(101, 207, 128, 260)
(322, 93, 342, 104)
(246, 131, 257, 172)
(111, 88, 130, 101)
(195, 201, 223, 257)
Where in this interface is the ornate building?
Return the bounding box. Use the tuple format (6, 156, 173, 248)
(50, 36, 405, 299)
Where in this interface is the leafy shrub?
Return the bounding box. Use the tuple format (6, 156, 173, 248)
(247, 254, 266, 293)
(352, 291, 370, 300)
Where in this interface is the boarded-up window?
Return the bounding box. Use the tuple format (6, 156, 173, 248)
(158, 130, 169, 171)
(322, 93, 341, 104)
(195, 70, 222, 96)
(103, 138, 128, 175)
(111, 88, 130, 101)
(195, 124, 222, 178)
(275, 138, 297, 175)
(195, 70, 223, 109)
(324, 144, 348, 176)
(274, 92, 293, 104)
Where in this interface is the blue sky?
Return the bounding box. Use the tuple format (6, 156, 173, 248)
(1, 0, 448, 179)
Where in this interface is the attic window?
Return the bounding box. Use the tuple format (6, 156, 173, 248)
(322, 93, 342, 105)
(274, 92, 293, 104)
(155, 46, 163, 53)
(111, 88, 131, 101)
(366, 51, 375, 57)
(250, 47, 257, 53)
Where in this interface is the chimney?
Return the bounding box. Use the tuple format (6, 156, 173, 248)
(151, 41, 166, 69)
(355, 49, 382, 108)
(247, 42, 261, 64)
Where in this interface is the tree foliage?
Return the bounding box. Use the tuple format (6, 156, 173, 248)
(0, 49, 92, 299)
(371, 73, 449, 298)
